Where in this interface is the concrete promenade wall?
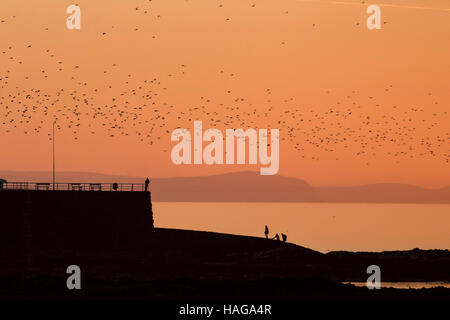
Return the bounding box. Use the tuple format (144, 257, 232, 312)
(0, 190, 154, 255)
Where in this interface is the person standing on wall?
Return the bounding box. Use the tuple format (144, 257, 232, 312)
(145, 177, 150, 192)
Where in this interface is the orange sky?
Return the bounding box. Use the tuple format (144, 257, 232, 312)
(0, 0, 449, 187)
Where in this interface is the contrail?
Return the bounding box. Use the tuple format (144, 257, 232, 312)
(295, 0, 450, 12)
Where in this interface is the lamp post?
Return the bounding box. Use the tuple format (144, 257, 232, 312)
(52, 121, 55, 190)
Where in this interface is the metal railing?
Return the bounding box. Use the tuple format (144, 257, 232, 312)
(0, 182, 146, 192)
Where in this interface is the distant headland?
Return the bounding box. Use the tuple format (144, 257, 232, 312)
(1, 170, 449, 203)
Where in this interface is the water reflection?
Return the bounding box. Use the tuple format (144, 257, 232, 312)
(345, 282, 450, 289)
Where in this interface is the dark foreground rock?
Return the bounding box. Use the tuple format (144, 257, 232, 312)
(1, 228, 449, 300)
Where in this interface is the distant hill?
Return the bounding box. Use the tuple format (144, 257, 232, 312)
(315, 184, 450, 204)
(151, 171, 317, 202)
(1, 170, 449, 203)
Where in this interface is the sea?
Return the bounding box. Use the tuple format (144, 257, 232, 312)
(153, 202, 450, 253)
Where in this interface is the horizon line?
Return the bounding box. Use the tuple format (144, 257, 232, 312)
(1, 169, 449, 190)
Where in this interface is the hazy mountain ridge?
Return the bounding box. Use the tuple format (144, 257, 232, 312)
(1, 170, 449, 203)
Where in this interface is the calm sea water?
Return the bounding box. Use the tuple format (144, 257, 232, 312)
(346, 282, 450, 289)
(153, 202, 450, 253)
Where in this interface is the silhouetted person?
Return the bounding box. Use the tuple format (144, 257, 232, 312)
(145, 177, 150, 191)
(264, 225, 269, 239)
(112, 182, 118, 191)
(273, 233, 280, 241)
(281, 233, 287, 243)
(0, 179, 6, 190)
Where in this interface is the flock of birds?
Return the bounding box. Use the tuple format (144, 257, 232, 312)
(0, 1, 448, 166)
